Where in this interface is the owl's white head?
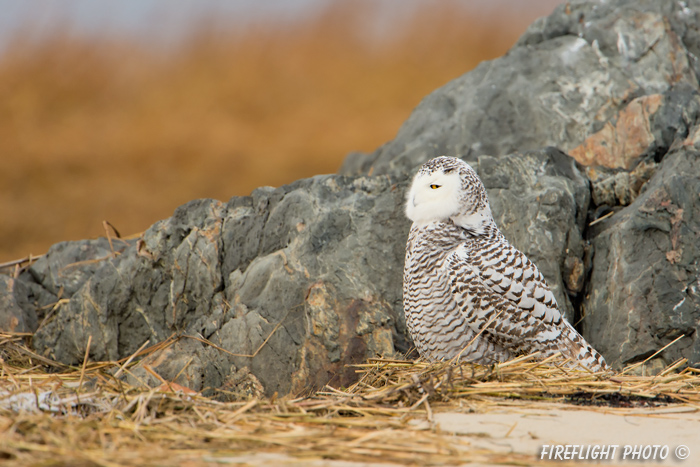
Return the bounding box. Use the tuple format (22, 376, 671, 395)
(405, 156, 494, 235)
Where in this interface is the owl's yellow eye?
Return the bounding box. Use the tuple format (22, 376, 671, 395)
(430, 184, 441, 189)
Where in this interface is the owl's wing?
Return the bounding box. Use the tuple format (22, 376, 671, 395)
(444, 241, 571, 354)
(445, 240, 609, 371)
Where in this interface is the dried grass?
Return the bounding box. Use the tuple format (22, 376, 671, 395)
(1, 331, 699, 466)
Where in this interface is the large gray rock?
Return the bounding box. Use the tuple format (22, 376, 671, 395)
(29, 176, 410, 397)
(574, 86, 700, 368)
(583, 147, 700, 367)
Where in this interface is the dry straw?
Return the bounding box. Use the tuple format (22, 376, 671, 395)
(1, 331, 699, 466)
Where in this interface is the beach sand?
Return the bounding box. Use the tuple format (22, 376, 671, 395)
(183, 402, 698, 466)
(433, 403, 698, 466)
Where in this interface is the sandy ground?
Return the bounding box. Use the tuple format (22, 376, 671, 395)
(209, 402, 699, 466)
(432, 403, 699, 466)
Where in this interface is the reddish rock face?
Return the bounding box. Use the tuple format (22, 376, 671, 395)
(570, 94, 663, 169)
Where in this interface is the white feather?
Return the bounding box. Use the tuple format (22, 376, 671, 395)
(405, 171, 462, 224)
(451, 206, 493, 234)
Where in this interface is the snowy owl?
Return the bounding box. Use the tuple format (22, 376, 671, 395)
(403, 156, 609, 371)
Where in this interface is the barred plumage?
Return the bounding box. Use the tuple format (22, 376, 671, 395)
(403, 156, 608, 371)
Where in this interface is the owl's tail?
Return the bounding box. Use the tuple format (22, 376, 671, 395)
(556, 322, 610, 372)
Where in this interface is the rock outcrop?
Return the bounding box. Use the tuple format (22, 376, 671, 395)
(29, 177, 410, 397)
(3, 0, 700, 395)
(584, 146, 700, 367)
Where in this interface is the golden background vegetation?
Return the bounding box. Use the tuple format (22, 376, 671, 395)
(0, 1, 560, 262)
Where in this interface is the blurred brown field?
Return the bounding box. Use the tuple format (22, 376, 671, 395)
(0, 1, 560, 262)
